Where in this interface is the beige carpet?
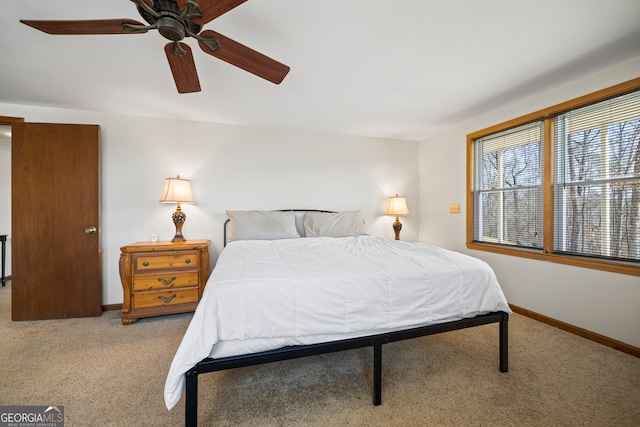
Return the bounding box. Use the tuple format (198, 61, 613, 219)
(1, 281, 639, 426)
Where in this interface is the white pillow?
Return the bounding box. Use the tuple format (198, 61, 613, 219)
(303, 211, 368, 237)
(226, 210, 301, 242)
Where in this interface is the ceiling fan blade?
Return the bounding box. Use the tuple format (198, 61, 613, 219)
(177, 0, 248, 25)
(20, 19, 148, 35)
(164, 42, 201, 93)
(198, 30, 289, 84)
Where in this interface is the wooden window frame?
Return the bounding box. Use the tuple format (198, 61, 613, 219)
(466, 78, 640, 277)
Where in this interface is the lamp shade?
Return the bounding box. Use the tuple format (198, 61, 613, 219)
(385, 194, 409, 216)
(159, 176, 194, 204)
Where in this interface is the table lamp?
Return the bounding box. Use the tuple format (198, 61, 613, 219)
(385, 194, 410, 240)
(159, 175, 194, 242)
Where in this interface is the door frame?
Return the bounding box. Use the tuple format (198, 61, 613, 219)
(5, 117, 103, 319)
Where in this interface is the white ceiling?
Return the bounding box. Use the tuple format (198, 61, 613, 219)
(1, 0, 640, 141)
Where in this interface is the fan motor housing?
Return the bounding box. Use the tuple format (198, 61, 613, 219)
(157, 16, 185, 41)
(137, 0, 202, 41)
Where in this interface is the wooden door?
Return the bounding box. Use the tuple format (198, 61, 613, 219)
(11, 122, 101, 320)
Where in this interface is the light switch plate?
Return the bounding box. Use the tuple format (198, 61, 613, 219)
(449, 204, 461, 214)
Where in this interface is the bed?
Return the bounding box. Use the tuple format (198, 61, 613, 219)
(164, 210, 511, 426)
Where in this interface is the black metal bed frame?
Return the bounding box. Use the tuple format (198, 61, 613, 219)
(185, 311, 508, 426)
(183, 210, 509, 426)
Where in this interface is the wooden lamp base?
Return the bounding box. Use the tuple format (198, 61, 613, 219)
(171, 203, 187, 242)
(392, 216, 402, 240)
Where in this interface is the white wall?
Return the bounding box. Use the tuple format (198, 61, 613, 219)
(419, 56, 640, 348)
(0, 105, 418, 306)
(0, 136, 10, 277)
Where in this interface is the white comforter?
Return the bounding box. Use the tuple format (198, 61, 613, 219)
(164, 236, 510, 409)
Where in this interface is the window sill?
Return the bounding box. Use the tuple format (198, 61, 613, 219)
(466, 242, 640, 277)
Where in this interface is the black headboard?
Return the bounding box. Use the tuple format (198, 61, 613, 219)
(223, 209, 336, 247)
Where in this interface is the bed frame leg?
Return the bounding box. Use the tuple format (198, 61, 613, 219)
(499, 314, 509, 372)
(373, 344, 382, 405)
(185, 370, 198, 427)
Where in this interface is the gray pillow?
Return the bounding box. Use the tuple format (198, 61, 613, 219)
(226, 210, 301, 242)
(303, 211, 368, 237)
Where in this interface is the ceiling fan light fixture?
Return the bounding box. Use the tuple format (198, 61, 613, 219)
(21, 0, 290, 92)
(157, 16, 186, 41)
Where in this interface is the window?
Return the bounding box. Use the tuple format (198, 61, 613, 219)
(473, 122, 544, 249)
(467, 78, 640, 276)
(554, 91, 640, 262)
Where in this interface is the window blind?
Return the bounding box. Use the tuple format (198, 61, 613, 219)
(473, 121, 544, 248)
(553, 89, 640, 262)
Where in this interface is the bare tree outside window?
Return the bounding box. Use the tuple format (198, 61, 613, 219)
(475, 123, 543, 248)
(469, 81, 640, 275)
(556, 115, 640, 261)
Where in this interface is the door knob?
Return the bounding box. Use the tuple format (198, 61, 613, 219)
(85, 227, 97, 234)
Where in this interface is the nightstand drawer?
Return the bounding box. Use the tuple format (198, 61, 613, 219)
(133, 271, 199, 291)
(134, 251, 199, 272)
(119, 239, 210, 324)
(133, 288, 199, 310)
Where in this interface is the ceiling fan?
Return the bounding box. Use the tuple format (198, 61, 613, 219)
(20, 0, 290, 93)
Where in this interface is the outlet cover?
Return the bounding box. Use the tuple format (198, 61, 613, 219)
(449, 204, 461, 214)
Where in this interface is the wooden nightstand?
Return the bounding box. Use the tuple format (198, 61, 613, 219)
(119, 239, 210, 324)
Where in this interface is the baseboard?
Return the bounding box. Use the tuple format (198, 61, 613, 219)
(102, 304, 122, 312)
(509, 304, 639, 358)
(98, 300, 639, 358)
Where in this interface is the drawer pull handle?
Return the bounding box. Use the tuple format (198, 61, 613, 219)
(142, 261, 149, 267)
(185, 258, 191, 264)
(158, 277, 176, 286)
(158, 294, 177, 303)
